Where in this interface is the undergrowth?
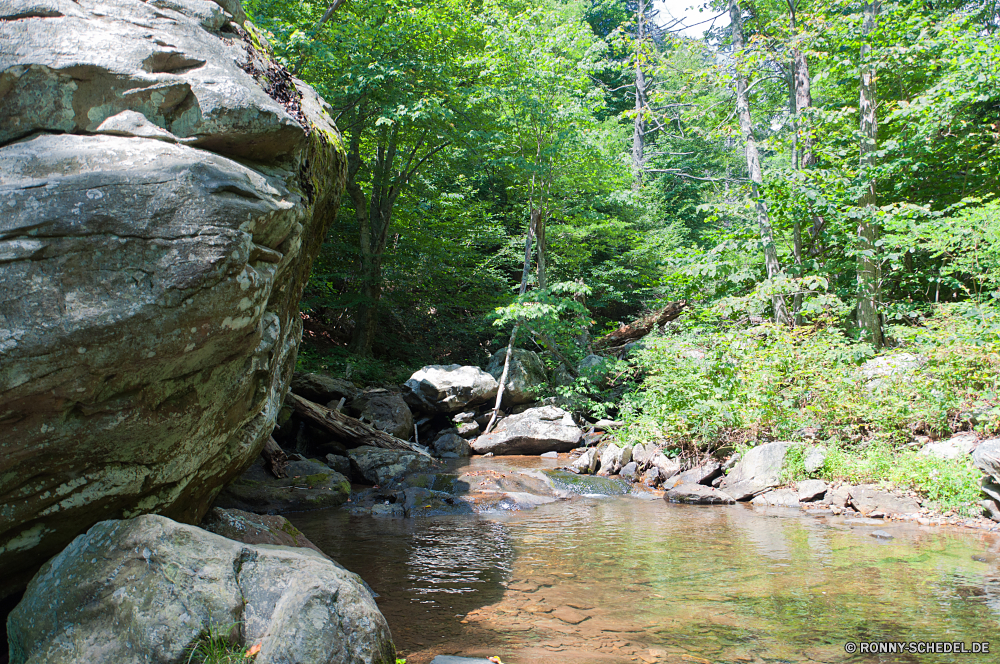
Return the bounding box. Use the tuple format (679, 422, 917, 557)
(186, 623, 255, 664)
(615, 303, 999, 452)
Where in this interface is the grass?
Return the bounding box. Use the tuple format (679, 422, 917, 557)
(782, 441, 984, 517)
(186, 623, 256, 664)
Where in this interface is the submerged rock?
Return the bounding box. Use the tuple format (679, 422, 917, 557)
(486, 348, 548, 405)
(0, 0, 348, 598)
(472, 406, 583, 455)
(7, 515, 394, 664)
(404, 365, 499, 413)
(720, 442, 797, 500)
(214, 459, 351, 514)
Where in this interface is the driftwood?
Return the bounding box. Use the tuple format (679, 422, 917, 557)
(262, 436, 288, 479)
(594, 301, 687, 352)
(285, 392, 431, 456)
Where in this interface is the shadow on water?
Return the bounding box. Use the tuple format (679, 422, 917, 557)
(290, 509, 514, 647)
(292, 457, 1000, 664)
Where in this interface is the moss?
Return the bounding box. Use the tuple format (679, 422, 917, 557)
(304, 473, 329, 486)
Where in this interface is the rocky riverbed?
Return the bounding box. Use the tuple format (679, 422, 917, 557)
(291, 455, 1000, 664)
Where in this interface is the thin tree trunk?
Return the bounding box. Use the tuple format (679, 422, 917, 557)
(729, 0, 791, 326)
(857, 0, 883, 349)
(292, 0, 349, 75)
(631, 0, 648, 190)
(484, 220, 535, 435)
(532, 207, 546, 290)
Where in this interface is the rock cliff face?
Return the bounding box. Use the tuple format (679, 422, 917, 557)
(0, 0, 346, 599)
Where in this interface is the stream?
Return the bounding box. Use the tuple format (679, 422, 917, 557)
(290, 456, 1000, 664)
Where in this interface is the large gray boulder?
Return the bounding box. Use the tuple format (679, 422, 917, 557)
(213, 459, 351, 514)
(847, 485, 921, 518)
(201, 507, 327, 557)
(919, 432, 978, 461)
(973, 438, 1000, 479)
(471, 406, 584, 455)
(664, 483, 735, 505)
(290, 372, 360, 404)
(352, 391, 413, 440)
(486, 348, 548, 405)
(403, 364, 499, 412)
(597, 442, 632, 476)
(431, 433, 472, 459)
(348, 446, 440, 486)
(6, 515, 394, 664)
(0, 0, 348, 599)
(720, 441, 797, 501)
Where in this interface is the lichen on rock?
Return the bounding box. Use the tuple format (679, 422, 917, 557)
(0, 0, 347, 600)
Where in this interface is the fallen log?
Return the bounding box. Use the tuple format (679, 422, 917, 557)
(594, 301, 687, 351)
(285, 392, 431, 457)
(262, 436, 288, 479)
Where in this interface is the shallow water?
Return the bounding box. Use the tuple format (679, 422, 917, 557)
(290, 456, 1000, 664)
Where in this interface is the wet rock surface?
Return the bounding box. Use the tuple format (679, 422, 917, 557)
(664, 483, 735, 505)
(0, 0, 347, 598)
(349, 446, 441, 486)
(7, 515, 394, 664)
(213, 458, 351, 514)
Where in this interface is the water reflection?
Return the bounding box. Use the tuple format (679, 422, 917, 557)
(291, 457, 1000, 664)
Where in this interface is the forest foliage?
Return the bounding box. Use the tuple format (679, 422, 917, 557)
(248, 0, 1000, 462)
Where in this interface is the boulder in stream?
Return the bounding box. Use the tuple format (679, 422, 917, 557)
(214, 459, 351, 514)
(472, 406, 583, 455)
(720, 441, 797, 500)
(664, 483, 735, 505)
(848, 485, 921, 518)
(349, 446, 441, 486)
(6, 515, 394, 664)
(597, 442, 632, 476)
(201, 507, 326, 557)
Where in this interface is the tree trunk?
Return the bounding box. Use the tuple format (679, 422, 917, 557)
(347, 124, 400, 355)
(485, 213, 536, 435)
(286, 393, 430, 455)
(631, 0, 648, 191)
(729, 0, 791, 326)
(532, 207, 546, 290)
(789, 18, 814, 324)
(857, 0, 883, 349)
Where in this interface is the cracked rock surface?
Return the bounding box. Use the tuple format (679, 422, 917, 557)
(0, 0, 347, 599)
(6, 515, 395, 664)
